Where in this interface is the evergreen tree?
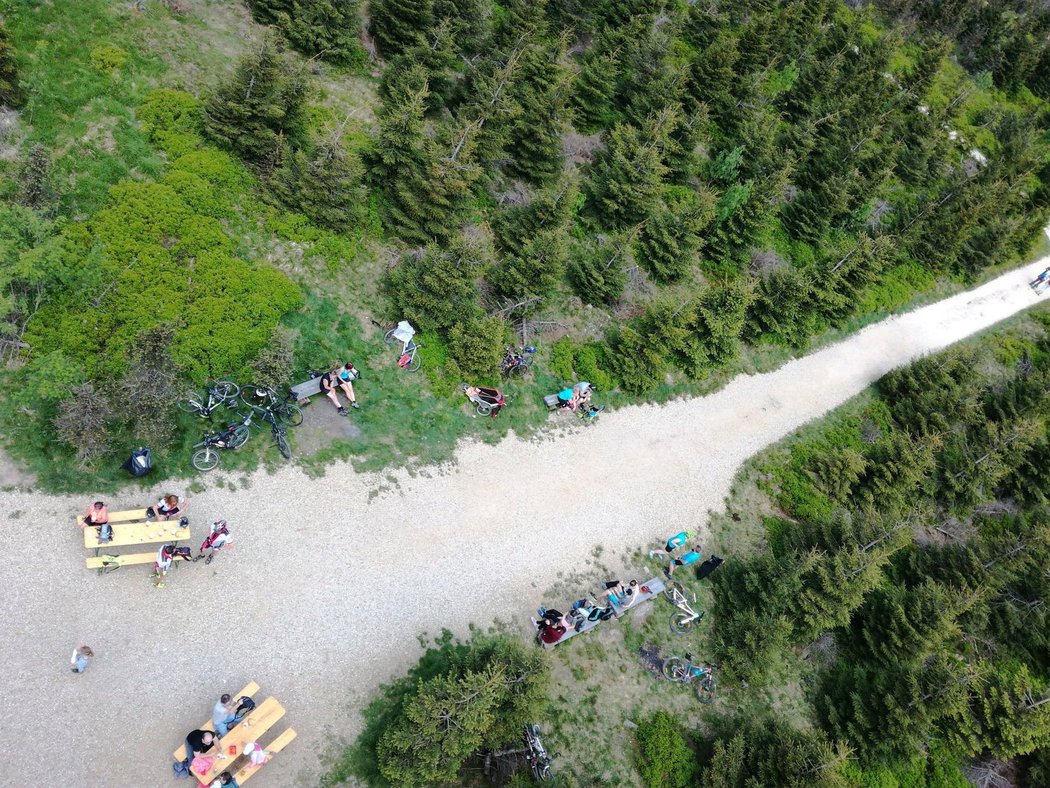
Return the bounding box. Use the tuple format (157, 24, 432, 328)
(433, 0, 490, 55)
(604, 321, 668, 394)
(587, 108, 675, 228)
(369, 0, 434, 59)
(572, 42, 621, 132)
(0, 20, 22, 108)
(385, 234, 489, 330)
(809, 236, 891, 324)
(245, 0, 365, 65)
(744, 266, 818, 348)
(504, 35, 572, 184)
(203, 37, 309, 164)
(370, 63, 429, 184)
(699, 716, 849, 788)
(272, 134, 367, 231)
(635, 187, 714, 283)
(969, 662, 1050, 760)
(693, 280, 752, 368)
(706, 169, 787, 273)
(567, 229, 633, 305)
(853, 430, 939, 514)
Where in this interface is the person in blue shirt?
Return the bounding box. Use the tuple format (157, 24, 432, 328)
(668, 547, 703, 577)
(648, 530, 693, 560)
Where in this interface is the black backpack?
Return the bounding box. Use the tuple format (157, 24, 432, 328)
(236, 696, 256, 717)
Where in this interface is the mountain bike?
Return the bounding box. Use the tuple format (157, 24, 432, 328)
(261, 407, 292, 460)
(239, 384, 304, 427)
(663, 581, 704, 635)
(385, 323, 423, 372)
(662, 654, 716, 703)
(178, 380, 240, 418)
(523, 723, 555, 782)
(500, 346, 536, 377)
(191, 417, 252, 472)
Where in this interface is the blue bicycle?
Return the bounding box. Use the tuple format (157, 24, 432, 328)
(662, 654, 715, 703)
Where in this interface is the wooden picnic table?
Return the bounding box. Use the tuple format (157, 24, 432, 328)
(542, 576, 667, 650)
(192, 696, 287, 784)
(83, 521, 190, 551)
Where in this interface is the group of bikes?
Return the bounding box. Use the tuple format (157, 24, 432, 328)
(660, 581, 717, 703)
(181, 381, 302, 471)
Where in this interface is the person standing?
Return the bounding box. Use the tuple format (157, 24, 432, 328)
(1030, 266, 1050, 291)
(70, 645, 93, 673)
(648, 530, 693, 560)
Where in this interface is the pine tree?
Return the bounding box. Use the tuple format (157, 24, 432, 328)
(693, 279, 752, 368)
(604, 322, 668, 394)
(433, 0, 490, 55)
(272, 134, 367, 230)
(0, 19, 22, 108)
(809, 236, 891, 324)
(744, 266, 818, 348)
(504, 35, 572, 184)
(203, 37, 309, 164)
(634, 187, 714, 283)
(587, 108, 675, 228)
(370, 63, 429, 184)
(385, 234, 489, 330)
(853, 430, 939, 514)
(571, 42, 621, 132)
(246, 0, 364, 65)
(369, 0, 434, 59)
(567, 229, 633, 305)
(970, 663, 1050, 759)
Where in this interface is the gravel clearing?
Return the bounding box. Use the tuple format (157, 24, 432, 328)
(0, 261, 1047, 786)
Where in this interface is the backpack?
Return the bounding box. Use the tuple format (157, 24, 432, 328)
(172, 758, 190, 778)
(123, 446, 152, 477)
(98, 522, 113, 543)
(236, 696, 256, 717)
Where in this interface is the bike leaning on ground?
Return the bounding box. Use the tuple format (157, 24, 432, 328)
(179, 380, 240, 419)
(662, 654, 716, 703)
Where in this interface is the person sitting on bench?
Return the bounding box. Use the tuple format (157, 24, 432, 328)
(604, 579, 640, 608)
(149, 494, 186, 521)
(556, 387, 576, 411)
(534, 616, 568, 645)
(210, 772, 239, 788)
(184, 728, 220, 766)
(80, 501, 109, 530)
(572, 382, 594, 410)
(212, 693, 244, 737)
(321, 362, 360, 416)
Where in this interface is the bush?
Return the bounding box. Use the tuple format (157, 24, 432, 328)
(366, 634, 550, 785)
(447, 316, 506, 379)
(250, 326, 297, 390)
(89, 44, 128, 74)
(53, 382, 114, 465)
(573, 342, 617, 392)
(636, 712, 696, 788)
(549, 337, 575, 381)
(138, 88, 204, 157)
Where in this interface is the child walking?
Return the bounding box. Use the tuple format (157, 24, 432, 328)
(70, 645, 94, 673)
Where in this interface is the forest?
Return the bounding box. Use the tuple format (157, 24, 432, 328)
(1, 0, 1049, 486)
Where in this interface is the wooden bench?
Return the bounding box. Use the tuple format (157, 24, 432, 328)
(192, 696, 287, 784)
(290, 375, 324, 403)
(541, 577, 667, 650)
(76, 508, 149, 528)
(172, 681, 261, 762)
(83, 521, 189, 551)
(233, 727, 297, 784)
(85, 552, 158, 573)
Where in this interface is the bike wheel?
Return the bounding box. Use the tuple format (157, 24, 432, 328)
(662, 657, 687, 682)
(384, 328, 397, 344)
(228, 425, 250, 449)
(407, 352, 421, 372)
(276, 403, 304, 427)
(213, 380, 240, 401)
(191, 447, 220, 472)
(274, 429, 292, 460)
(697, 675, 716, 704)
(476, 403, 493, 416)
(511, 362, 530, 378)
(240, 385, 276, 411)
(670, 612, 696, 635)
(178, 395, 203, 415)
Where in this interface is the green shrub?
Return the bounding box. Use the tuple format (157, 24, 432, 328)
(636, 712, 696, 788)
(250, 326, 297, 390)
(857, 262, 936, 314)
(447, 316, 506, 380)
(138, 88, 204, 157)
(549, 337, 575, 381)
(573, 341, 617, 391)
(89, 44, 128, 74)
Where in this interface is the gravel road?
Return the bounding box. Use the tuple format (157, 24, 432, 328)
(0, 261, 1047, 787)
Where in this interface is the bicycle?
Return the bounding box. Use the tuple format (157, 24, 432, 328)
(385, 323, 423, 372)
(500, 346, 536, 377)
(578, 404, 606, 423)
(239, 384, 304, 427)
(523, 723, 555, 782)
(191, 417, 252, 472)
(261, 407, 292, 460)
(662, 654, 716, 703)
(178, 380, 240, 418)
(663, 581, 704, 635)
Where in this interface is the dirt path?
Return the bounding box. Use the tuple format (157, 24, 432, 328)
(0, 262, 1047, 787)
